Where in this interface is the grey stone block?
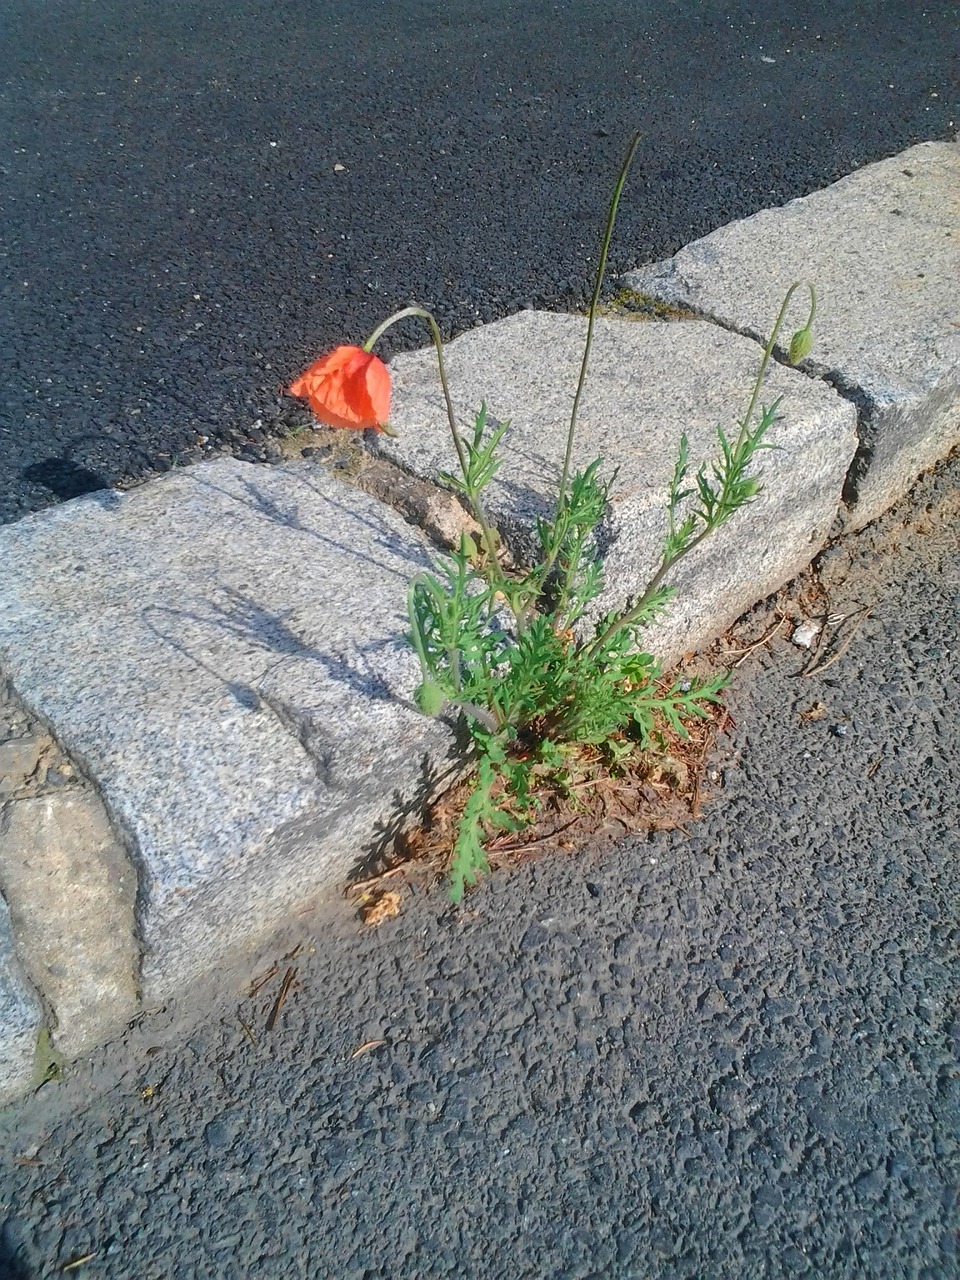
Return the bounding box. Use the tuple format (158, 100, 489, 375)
(0, 793, 139, 1060)
(624, 141, 960, 530)
(375, 310, 858, 659)
(0, 895, 43, 1107)
(0, 460, 457, 1002)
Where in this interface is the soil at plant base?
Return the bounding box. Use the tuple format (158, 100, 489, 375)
(350, 704, 729, 924)
(1, 450, 956, 1280)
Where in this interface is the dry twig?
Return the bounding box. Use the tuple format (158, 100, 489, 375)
(866, 753, 884, 780)
(725, 615, 787, 667)
(487, 813, 583, 856)
(248, 964, 279, 999)
(265, 966, 298, 1032)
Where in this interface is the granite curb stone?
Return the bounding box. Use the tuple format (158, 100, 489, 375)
(0, 895, 43, 1106)
(0, 793, 139, 1061)
(375, 311, 858, 659)
(0, 460, 458, 1006)
(623, 140, 960, 530)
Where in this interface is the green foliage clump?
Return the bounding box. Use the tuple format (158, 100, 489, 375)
(364, 134, 817, 900)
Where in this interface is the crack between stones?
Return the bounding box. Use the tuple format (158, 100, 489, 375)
(321, 442, 481, 555)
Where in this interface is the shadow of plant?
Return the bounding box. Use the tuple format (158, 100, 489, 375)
(348, 729, 470, 886)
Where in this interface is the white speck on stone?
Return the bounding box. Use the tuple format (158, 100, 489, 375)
(792, 619, 822, 648)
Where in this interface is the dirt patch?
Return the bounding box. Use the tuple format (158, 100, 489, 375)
(348, 693, 730, 918)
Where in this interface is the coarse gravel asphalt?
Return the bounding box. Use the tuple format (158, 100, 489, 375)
(0, 451, 956, 1277)
(1, 0, 958, 523)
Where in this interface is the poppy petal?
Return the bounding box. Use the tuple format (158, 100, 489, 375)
(288, 345, 391, 431)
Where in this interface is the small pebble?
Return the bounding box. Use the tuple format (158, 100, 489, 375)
(792, 620, 822, 648)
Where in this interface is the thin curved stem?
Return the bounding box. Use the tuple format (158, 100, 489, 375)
(585, 524, 710, 661)
(738, 280, 816, 443)
(587, 279, 817, 661)
(554, 132, 642, 523)
(363, 305, 504, 586)
(364, 305, 470, 479)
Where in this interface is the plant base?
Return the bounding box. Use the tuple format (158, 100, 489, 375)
(348, 700, 730, 921)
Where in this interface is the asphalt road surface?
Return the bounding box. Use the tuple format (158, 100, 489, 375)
(1, 0, 957, 522)
(0, 450, 957, 1276)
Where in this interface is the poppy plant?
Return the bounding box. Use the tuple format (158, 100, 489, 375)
(284, 136, 813, 904)
(289, 344, 391, 431)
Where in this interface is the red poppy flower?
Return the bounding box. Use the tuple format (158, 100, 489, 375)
(288, 345, 391, 431)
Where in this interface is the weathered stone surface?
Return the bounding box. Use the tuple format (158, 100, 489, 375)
(0, 680, 78, 799)
(0, 460, 457, 1001)
(375, 311, 858, 659)
(624, 141, 960, 530)
(0, 894, 43, 1107)
(0, 735, 47, 791)
(353, 457, 481, 551)
(0, 793, 139, 1060)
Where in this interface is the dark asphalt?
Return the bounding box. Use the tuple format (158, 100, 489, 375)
(1, 0, 957, 522)
(0, 453, 957, 1277)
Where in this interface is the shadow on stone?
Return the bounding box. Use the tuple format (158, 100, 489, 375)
(184, 469, 415, 585)
(349, 734, 469, 886)
(22, 458, 111, 503)
(142, 592, 401, 706)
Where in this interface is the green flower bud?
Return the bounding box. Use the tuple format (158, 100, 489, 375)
(415, 681, 445, 716)
(788, 326, 814, 364)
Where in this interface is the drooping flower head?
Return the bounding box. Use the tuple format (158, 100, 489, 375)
(288, 344, 391, 431)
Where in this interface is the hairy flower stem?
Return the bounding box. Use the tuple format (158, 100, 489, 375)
(547, 132, 641, 560)
(363, 305, 506, 588)
(584, 527, 711, 661)
(738, 280, 816, 445)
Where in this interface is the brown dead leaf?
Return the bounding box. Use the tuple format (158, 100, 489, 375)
(799, 700, 827, 723)
(345, 694, 725, 896)
(360, 890, 403, 926)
